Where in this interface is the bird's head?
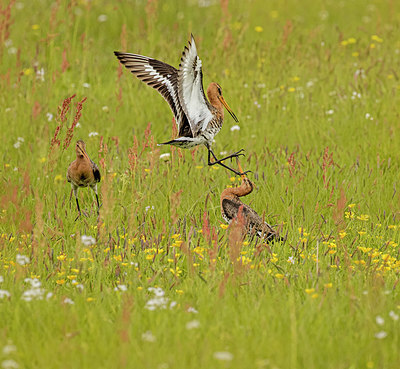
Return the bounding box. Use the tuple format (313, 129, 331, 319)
(208, 82, 239, 123)
(75, 140, 90, 160)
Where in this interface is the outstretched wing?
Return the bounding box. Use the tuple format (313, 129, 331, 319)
(178, 35, 213, 136)
(114, 52, 192, 138)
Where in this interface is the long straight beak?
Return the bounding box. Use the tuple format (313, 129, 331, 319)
(236, 159, 246, 179)
(219, 96, 239, 123)
(79, 147, 91, 162)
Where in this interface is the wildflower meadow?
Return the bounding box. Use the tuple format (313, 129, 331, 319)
(1, 0, 400, 368)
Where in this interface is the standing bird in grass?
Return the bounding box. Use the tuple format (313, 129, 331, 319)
(67, 140, 101, 220)
(220, 161, 281, 242)
(114, 34, 247, 176)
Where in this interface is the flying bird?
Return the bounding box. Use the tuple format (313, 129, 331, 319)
(114, 34, 246, 176)
(220, 161, 281, 242)
(67, 140, 101, 219)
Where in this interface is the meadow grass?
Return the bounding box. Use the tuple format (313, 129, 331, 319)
(1, 0, 400, 368)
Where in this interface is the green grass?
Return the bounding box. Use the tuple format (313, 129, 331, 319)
(1, 0, 400, 368)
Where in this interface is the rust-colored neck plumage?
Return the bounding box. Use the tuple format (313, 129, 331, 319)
(207, 82, 224, 115)
(220, 177, 254, 203)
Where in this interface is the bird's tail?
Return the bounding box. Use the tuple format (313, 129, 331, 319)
(157, 137, 197, 149)
(258, 222, 284, 243)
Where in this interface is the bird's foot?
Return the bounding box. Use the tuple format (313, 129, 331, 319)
(231, 149, 245, 159)
(74, 212, 81, 221)
(210, 149, 245, 165)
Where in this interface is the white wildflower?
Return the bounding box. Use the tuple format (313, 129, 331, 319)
(374, 331, 387, 339)
(97, 14, 108, 22)
(213, 351, 233, 361)
(2, 343, 16, 355)
(389, 310, 399, 321)
(16, 254, 29, 265)
(46, 112, 53, 122)
(1, 359, 19, 369)
(63, 297, 74, 305)
(114, 284, 127, 292)
(287, 256, 295, 264)
(0, 290, 10, 299)
(187, 306, 198, 314)
(102, 106, 109, 112)
(8, 47, 17, 55)
(21, 288, 44, 301)
(81, 235, 96, 246)
(230, 125, 240, 132)
(82, 82, 90, 88)
(148, 287, 165, 297)
(4, 39, 13, 48)
(13, 141, 21, 149)
(376, 316, 384, 326)
(145, 287, 176, 311)
(88, 131, 98, 137)
(142, 331, 156, 342)
(169, 301, 177, 309)
(326, 109, 334, 115)
(145, 297, 169, 311)
(36, 68, 45, 82)
(186, 320, 200, 330)
(145, 205, 155, 212)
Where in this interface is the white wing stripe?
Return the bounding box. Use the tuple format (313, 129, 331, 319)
(178, 37, 213, 136)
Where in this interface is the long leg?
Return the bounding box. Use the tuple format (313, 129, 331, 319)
(91, 184, 100, 214)
(72, 186, 81, 221)
(207, 149, 249, 176)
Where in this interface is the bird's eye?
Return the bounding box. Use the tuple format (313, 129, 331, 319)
(217, 87, 222, 95)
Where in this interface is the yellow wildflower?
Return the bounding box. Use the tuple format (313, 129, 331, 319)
(371, 35, 383, 43)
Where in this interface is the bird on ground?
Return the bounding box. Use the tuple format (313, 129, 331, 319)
(114, 34, 247, 176)
(220, 161, 281, 242)
(67, 140, 101, 220)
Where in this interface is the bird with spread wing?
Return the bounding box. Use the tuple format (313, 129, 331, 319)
(114, 34, 247, 176)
